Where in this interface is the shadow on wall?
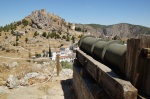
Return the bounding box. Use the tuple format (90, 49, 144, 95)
(60, 79, 76, 99)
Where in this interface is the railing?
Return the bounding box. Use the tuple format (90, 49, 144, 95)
(73, 35, 150, 99)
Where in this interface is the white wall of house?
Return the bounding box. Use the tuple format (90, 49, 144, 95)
(52, 47, 74, 62)
(52, 52, 57, 60)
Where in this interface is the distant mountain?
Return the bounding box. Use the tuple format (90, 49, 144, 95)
(75, 23, 150, 38)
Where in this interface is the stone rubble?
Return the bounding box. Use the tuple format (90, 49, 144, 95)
(6, 75, 19, 89)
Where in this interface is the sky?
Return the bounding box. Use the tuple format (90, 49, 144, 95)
(0, 0, 150, 27)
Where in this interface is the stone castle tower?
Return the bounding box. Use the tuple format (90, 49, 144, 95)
(31, 9, 47, 15)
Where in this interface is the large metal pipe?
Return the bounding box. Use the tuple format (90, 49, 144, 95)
(103, 43, 127, 73)
(78, 36, 127, 75)
(78, 36, 101, 55)
(92, 40, 107, 60)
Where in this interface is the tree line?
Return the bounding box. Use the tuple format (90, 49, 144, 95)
(0, 19, 29, 32)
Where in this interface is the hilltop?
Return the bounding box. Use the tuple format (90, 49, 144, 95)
(0, 9, 82, 56)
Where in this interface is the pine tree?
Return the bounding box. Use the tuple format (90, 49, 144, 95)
(25, 37, 28, 43)
(49, 45, 52, 57)
(71, 36, 75, 43)
(16, 32, 19, 46)
(33, 31, 38, 37)
(42, 32, 47, 37)
(29, 49, 31, 58)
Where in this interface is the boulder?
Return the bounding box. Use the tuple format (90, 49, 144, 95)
(6, 75, 19, 89)
(0, 86, 9, 95)
(19, 79, 28, 86)
(24, 72, 40, 80)
(11, 62, 18, 68)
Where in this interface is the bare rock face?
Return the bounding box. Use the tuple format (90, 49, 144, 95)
(30, 9, 53, 30)
(104, 23, 130, 37)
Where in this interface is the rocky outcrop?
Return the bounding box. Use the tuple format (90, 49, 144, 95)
(103, 23, 146, 37)
(6, 75, 19, 89)
(29, 9, 63, 31)
(31, 9, 52, 29)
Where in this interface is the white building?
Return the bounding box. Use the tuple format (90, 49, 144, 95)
(51, 47, 75, 62)
(70, 23, 75, 30)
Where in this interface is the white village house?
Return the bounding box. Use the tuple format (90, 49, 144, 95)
(51, 47, 75, 62)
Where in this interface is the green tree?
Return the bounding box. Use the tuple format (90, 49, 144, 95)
(55, 34, 60, 39)
(66, 36, 70, 41)
(78, 34, 83, 38)
(17, 21, 22, 26)
(0, 27, 2, 32)
(11, 30, 14, 34)
(42, 50, 46, 57)
(47, 32, 51, 39)
(62, 35, 66, 39)
(49, 45, 52, 57)
(35, 52, 41, 58)
(71, 36, 75, 43)
(42, 32, 47, 37)
(5, 36, 8, 39)
(16, 32, 19, 41)
(0, 32, 1, 36)
(75, 27, 82, 32)
(29, 50, 31, 58)
(16, 32, 19, 46)
(33, 31, 38, 37)
(25, 37, 28, 43)
(22, 19, 28, 26)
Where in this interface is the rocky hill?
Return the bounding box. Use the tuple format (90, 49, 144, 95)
(75, 23, 150, 38)
(0, 9, 82, 53)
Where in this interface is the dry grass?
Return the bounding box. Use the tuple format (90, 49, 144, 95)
(0, 58, 55, 84)
(0, 93, 8, 99)
(28, 77, 48, 85)
(0, 60, 35, 81)
(0, 65, 10, 81)
(38, 85, 50, 94)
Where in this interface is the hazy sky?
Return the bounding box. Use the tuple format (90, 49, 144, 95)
(0, 0, 150, 27)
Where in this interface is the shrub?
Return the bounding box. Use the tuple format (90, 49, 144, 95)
(71, 36, 75, 43)
(66, 36, 70, 41)
(34, 31, 38, 37)
(22, 19, 28, 26)
(26, 60, 31, 62)
(61, 61, 73, 69)
(42, 32, 47, 37)
(25, 37, 28, 43)
(5, 36, 8, 39)
(2, 47, 5, 51)
(6, 49, 10, 52)
(35, 52, 41, 58)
